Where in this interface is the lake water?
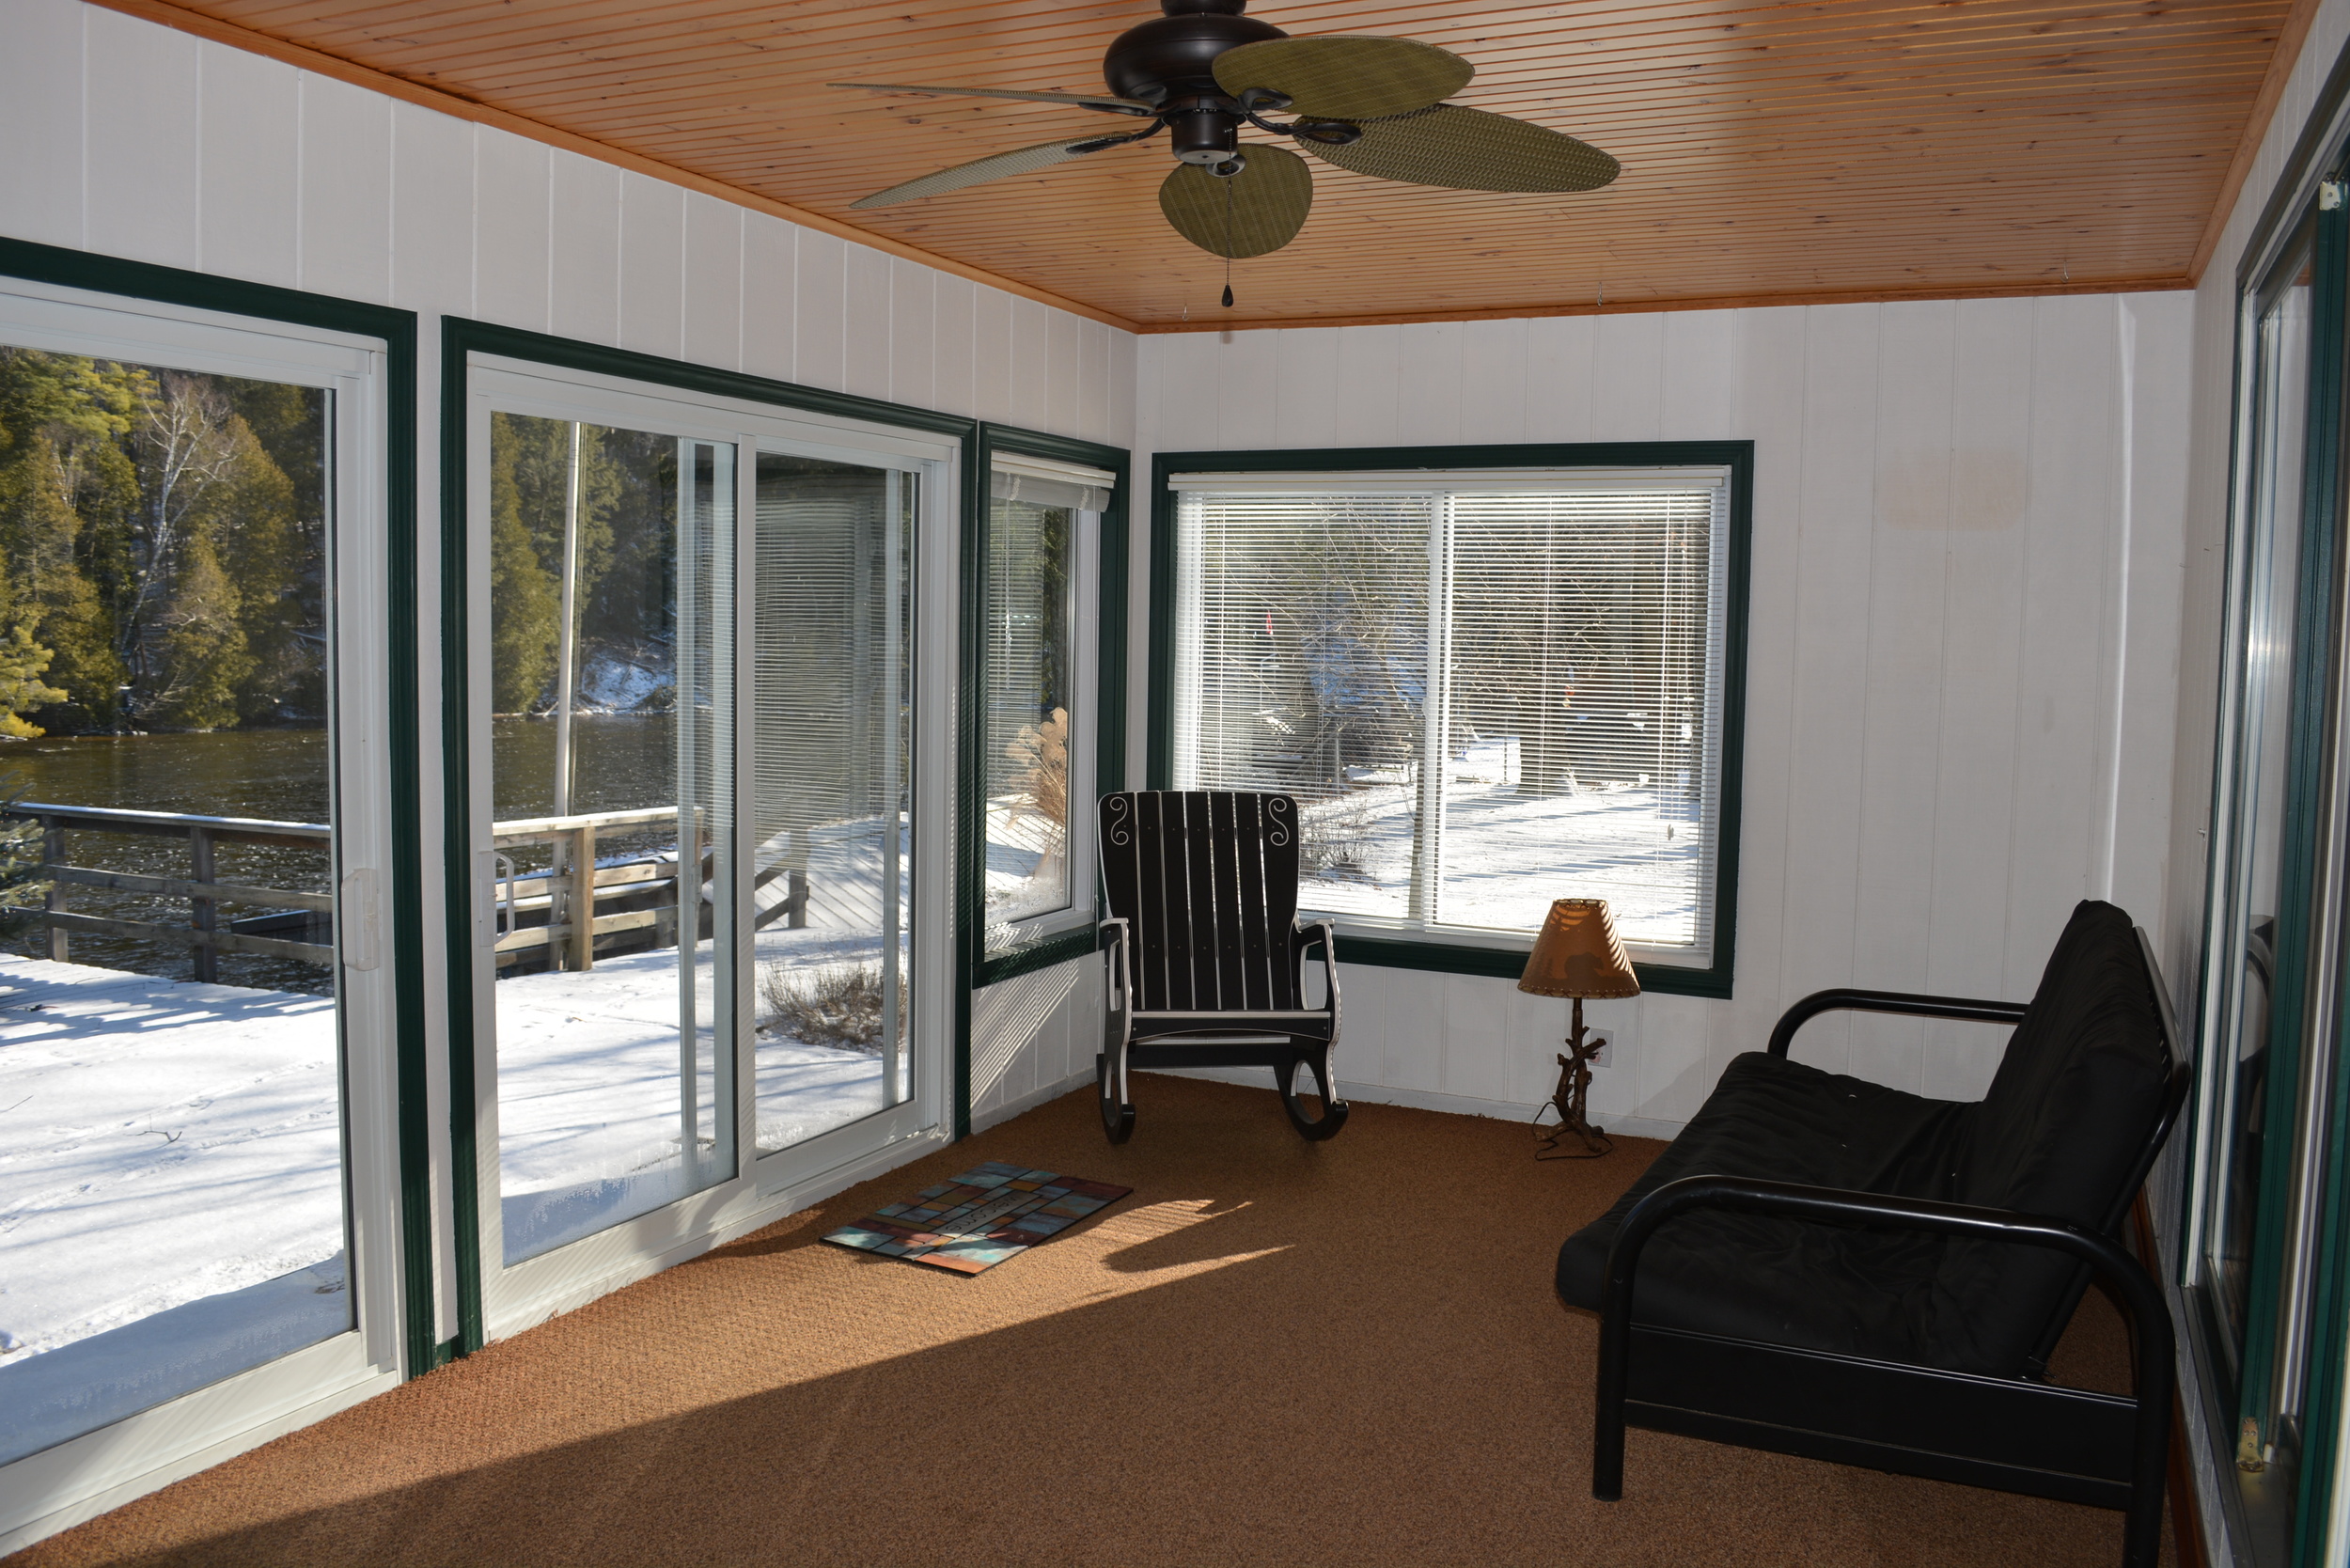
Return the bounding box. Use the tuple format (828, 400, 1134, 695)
(0, 716, 682, 993)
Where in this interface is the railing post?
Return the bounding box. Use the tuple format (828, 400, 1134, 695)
(41, 815, 66, 963)
(572, 823, 596, 972)
(189, 825, 216, 982)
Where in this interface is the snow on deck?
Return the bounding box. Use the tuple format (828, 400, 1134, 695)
(0, 940, 897, 1462)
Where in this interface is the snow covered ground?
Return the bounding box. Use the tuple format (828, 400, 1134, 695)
(0, 932, 902, 1463)
(1296, 739, 1704, 945)
(494, 933, 902, 1261)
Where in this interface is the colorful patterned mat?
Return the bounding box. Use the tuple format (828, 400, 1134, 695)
(822, 1161, 1132, 1275)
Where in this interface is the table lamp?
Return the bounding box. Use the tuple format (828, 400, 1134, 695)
(1518, 897, 1639, 1158)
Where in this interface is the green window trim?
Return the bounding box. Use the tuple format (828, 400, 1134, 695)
(0, 235, 433, 1378)
(1145, 440, 1753, 1001)
(438, 318, 981, 1341)
(963, 425, 1132, 1003)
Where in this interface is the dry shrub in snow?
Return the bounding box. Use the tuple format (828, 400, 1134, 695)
(760, 963, 898, 1053)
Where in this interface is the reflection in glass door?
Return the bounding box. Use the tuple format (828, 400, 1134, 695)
(749, 453, 913, 1155)
(2205, 245, 2313, 1369)
(2194, 196, 2350, 1564)
(0, 345, 359, 1464)
(486, 416, 734, 1263)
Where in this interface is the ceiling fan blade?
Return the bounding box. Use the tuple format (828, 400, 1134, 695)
(850, 130, 1150, 209)
(1213, 37, 1471, 121)
(830, 82, 1155, 115)
(1305, 105, 1619, 193)
(1158, 144, 1313, 259)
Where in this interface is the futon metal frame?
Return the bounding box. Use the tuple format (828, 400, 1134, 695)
(1591, 930, 2192, 1568)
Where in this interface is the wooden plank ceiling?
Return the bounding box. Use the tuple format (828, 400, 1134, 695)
(153, 0, 2296, 329)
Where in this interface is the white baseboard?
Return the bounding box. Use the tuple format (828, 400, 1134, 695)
(972, 1069, 1097, 1134)
(1136, 1065, 1688, 1143)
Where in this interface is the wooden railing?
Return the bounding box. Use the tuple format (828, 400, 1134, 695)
(6, 802, 334, 980)
(6, 800, 821, 980)
(489, 806, 807, 971)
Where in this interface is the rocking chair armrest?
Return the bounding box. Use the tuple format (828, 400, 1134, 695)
(1291, 917, 1341, 1018)
(1099, 917, 1133, 1016)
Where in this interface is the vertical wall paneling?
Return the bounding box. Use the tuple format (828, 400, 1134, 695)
(1395, 321, 1465, 447)
(388, 103, 473, 318)
(1459, 318, 1530, 447)
(934, 271, 979, 420)
(84, 6, 199, 269)
(1333, 325, 1402, 448)
(1214, 329, 1280, 452)
(199, 44, 299, 288)
(1010, 298, 1050, 428)
(1590, 311, 1668, 444)
(1524, 314, 1598, 445)
(1704, 306, 1805, 1088)
(1077, 319, 1111, 447)
(298, 77, 392, 305)
(792, 230, 846, 392)
(2004, 298, 2119, 996)
(1133, 293, 2193, 1130)
(842, 243, 890, 401)
(888, 257, 934, 410)
(1848, 300, 1958, 1095)
(739, 214, 796, 385)
(682, 194, 743, 373)
(1044, 306, 1081, 439)
(474, 133, 552, 334)
(1272, 327, 1340, 450)
(0, 0, 86, 250)
(546, 153, 621, 348)
(616, 172, 684, 361)
(1773, 304, 1884, 1081)
(972, 286, 1013, 426)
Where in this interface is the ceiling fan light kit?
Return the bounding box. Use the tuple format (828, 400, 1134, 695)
(832, 0, 1619, 287)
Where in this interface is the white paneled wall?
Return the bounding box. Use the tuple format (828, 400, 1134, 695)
(0, 0, 1138, 1344)
(1133, 294, 2194, 1133)
(969, 962, 1101, 1131)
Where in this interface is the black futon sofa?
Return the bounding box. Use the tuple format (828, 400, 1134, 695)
(1557, 901, 2189, 1568)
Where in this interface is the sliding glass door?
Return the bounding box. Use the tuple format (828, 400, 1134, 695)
(463, 353, 953, 1336)
(0, 274, 405, 1543)
(2193, 192, 2350, 1568)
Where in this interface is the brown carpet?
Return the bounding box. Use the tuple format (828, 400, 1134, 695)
(10, 1075, 2172, 1567)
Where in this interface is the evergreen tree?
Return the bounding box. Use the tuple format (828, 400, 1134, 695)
(0, 610, 66, 738)
(149, 532, 251, 730)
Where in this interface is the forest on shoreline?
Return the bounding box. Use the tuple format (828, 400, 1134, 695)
(0, 347, 325, 737)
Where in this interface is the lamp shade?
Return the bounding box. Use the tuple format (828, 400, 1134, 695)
(1517, 898, 1640, 999)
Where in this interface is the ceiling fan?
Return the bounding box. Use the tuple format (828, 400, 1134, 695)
(830, 0, 1620, 284)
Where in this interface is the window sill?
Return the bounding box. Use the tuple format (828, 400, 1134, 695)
(1331, 931, 1731, 999)
(974, 922, 1099, 988)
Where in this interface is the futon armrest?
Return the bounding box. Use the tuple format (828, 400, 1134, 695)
(1765, 987, 2029, 1058)
(1595, 1174, 2171, 1396)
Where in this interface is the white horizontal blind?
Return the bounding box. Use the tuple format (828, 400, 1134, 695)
(984, 496, 1077, 933)
(1438, 489, 1719, 950)
(1173, 475, 1727, 960)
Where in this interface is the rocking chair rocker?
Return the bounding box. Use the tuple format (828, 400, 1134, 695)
(1095, 791, 1348, 1144)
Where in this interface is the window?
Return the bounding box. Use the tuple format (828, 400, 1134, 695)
(980, 453, 1113, 952)
(1158, 447, 1748, 990)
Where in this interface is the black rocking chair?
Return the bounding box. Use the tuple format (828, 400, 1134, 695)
(1095, 791, 1348, 1144)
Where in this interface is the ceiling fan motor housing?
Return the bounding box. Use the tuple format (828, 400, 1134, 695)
(1104, 0, 1283, 164)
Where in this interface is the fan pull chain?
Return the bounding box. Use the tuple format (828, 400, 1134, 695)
(1223, 174, 1235, 309)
